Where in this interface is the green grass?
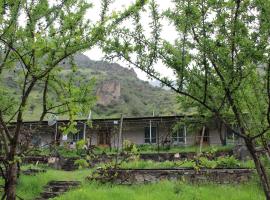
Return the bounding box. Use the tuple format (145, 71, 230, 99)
(54, 181, 264, 200)
(0, 169, 90, 200)
(0, 167, 264, 200)
(137, 145, 234, 154)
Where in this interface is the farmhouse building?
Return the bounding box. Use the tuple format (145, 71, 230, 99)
(7, 115, 242, 149)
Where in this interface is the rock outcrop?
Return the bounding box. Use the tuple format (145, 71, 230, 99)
(96, 80, 121, 106)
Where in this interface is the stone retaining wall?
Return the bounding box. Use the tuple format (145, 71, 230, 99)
(0, 156, 49, 164)
(113, 168, 254, 184)
(139, 151, 233, 161)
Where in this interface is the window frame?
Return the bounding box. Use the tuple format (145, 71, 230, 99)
(144, 126, 157, 144)
(172, 125, 187, 144)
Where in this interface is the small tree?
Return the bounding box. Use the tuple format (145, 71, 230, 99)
(0, 0, 147, 199)
(102, 0, 270, 199)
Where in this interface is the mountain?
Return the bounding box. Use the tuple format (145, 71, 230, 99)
(72, 54, 179, 118)
(4, 54, 180, 120)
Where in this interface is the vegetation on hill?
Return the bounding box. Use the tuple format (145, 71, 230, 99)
(61, 54, 180, 118)
(4, 54, 179, 120)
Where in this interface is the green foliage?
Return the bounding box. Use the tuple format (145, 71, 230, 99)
(120, 156, 254, 170)
(51, 146, 79, 158)
(76, 140, 86, 150)
(74, 158, 89, 169)
(102, 0, 270, 141)
(2, 55, 179, 120)
(136, 144, 233, 154)
(123, 140, 134, 152)
(216, 156, 241, 168)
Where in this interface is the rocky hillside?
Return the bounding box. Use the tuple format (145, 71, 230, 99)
(4, 54, 180, 120)
(76, 54, 180, 118)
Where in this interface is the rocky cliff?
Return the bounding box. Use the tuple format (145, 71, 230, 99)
(96, 80, 121, 106)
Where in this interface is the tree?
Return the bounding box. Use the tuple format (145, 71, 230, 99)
(102, 0, 270, 199)
(0, 0, 147, 199)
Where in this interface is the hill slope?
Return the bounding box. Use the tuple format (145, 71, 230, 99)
(5, 54, 180, 120)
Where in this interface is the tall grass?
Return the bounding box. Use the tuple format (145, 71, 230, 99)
(0, 167, 262, 200)
(0, 169, 90, 200)
(55, 181, 263, 200)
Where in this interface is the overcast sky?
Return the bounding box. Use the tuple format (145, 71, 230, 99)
(84, 0, 177, 81)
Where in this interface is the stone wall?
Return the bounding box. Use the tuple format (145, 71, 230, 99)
(140, 151, 233, 161)
(113, 168, 254, 184)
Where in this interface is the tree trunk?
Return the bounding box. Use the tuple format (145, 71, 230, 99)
(6, 162, 18, 200)
(245, 138, 270, 200)
(218, 122, 226, 146)
(5, 141, 19, 200)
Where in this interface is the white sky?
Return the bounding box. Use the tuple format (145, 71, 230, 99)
(84, 0, 177, 81)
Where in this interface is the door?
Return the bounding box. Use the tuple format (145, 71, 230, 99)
(98, 130, 111, 146)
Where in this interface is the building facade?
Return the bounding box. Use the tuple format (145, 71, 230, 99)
(5, 115, 242, 149)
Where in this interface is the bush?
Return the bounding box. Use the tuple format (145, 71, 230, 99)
(76, 140, 87, 156)
(74, 158, 89, 169)
(123, 140, 134, 152)
(216, 156, 240, 168)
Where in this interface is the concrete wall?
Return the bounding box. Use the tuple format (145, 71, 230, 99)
(85, 124, 226, 147)
(74, 125, 224, 147)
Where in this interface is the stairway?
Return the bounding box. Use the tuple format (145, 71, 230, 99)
(35, 180, 81, 200)
(61, 158, 78, 171)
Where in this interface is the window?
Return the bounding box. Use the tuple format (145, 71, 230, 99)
(172, 126, 186, 143)
(72, 131, 84, 141)
(144, 127, 157, 143)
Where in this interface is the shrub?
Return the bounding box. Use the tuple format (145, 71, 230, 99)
(123, 140, 133, 152)
(216, 156, 240, 168)
(74, 159, 89, 169)
(76, 140, 87, 156)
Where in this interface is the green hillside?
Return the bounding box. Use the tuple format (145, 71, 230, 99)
(5, 54, 179, 121)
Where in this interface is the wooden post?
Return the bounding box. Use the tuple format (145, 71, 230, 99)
(157, 122, 160, 153)
(83, 122, 86, 141)
(115, 114, 124, 168)
(150, 120, 152, 144)
(118, 114, 124, 150)
(184, 125, 187, 145)
(54, 121, 58, 144)
(199, 126, 206, 154)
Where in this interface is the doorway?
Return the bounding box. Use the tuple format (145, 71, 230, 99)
(98, 130, 111, 146)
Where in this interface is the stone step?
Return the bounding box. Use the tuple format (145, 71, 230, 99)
(40, 191, 63, 199)
(61, 159, 78, 171)
(35, 180, 81, 200)
(48, 180, 81, 186)
(61, 167, 78, 171)
(45, 185, 74, 193)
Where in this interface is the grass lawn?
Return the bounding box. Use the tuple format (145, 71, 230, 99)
(0, 169, 90, 200)
(0, 168, 264, 200)
(55, 180, 263, 200)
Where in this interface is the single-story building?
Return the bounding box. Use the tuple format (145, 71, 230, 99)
(4, 115, 243, 149)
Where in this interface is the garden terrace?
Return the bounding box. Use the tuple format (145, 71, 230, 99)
(0, 167, 263, 200)
(110, 168, 255, 184)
